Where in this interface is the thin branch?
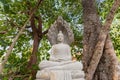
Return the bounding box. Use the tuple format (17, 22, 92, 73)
(6, 18, 21, 29)
(42, 29, 48, 35)
(37, 16, 42, 35)
(0, 31, 7, 34)
(0, 0, 43, 74)
(25, 26, 31, 28)
(37, 29, 49, 38)
(31, 15, 37, 34)
(104, 0, 120, 29)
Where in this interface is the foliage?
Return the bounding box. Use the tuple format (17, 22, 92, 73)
(0, 0, 120, 79)
(110, 16, 120, 59)
(97, 0, 114, 22)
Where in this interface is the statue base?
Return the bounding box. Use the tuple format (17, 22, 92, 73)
(36, 61, 85, 80)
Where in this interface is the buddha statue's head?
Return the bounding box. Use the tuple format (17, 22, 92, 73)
(57, 31, 64, 43)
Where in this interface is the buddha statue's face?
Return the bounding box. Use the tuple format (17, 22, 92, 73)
(57, 31, 64, 43)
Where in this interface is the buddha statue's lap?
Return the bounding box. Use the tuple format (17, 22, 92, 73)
(40, 61, 83, 70)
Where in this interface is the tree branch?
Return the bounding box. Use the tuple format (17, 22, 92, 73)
(37, 16, 42, 36)
(42, 29, 48, 35)
(31, 15, 37, 34)
(104, 0, 120, 29)
(0, 31, 7, 34)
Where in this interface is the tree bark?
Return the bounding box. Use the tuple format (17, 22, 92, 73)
(82, 0, 101, 73)
(82, 0, 120, 80)
(25, 1, 43, 79)
(27, 15, 43, 79)
(94, 35, 118, 80)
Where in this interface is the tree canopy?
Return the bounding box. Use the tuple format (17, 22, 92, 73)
(0, 0, 120, 79)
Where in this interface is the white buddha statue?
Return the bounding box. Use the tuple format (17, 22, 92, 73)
(36, 31, 85, 80)
(49, 31, 71, 62)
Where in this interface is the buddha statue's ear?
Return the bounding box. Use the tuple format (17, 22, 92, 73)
(47, 16, 74, 45)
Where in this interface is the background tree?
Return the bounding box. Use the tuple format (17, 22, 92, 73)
(82, 0, 120, 80)
(0, 0, 120, 80)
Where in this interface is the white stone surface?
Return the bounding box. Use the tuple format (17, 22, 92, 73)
(73, 79, 85, 80)
(0, 63, 3, 74)
(71, 70, 85, 79)
(50, 70, 72, 80)
(36, 79, 48, 80)
(36, 70, 85, 79)
(118, 63, 120, 79)
(36, 31, 85, 80)
(39, 61, 83, 70)
(49, 43, 72, 62)
(36, 70, 50, 79)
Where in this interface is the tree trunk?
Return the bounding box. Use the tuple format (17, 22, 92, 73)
(82, 0, 119, 80)
(94, 35, 118, 80)
(82, 0, 101, 73)
(27, 15, 42, 79)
